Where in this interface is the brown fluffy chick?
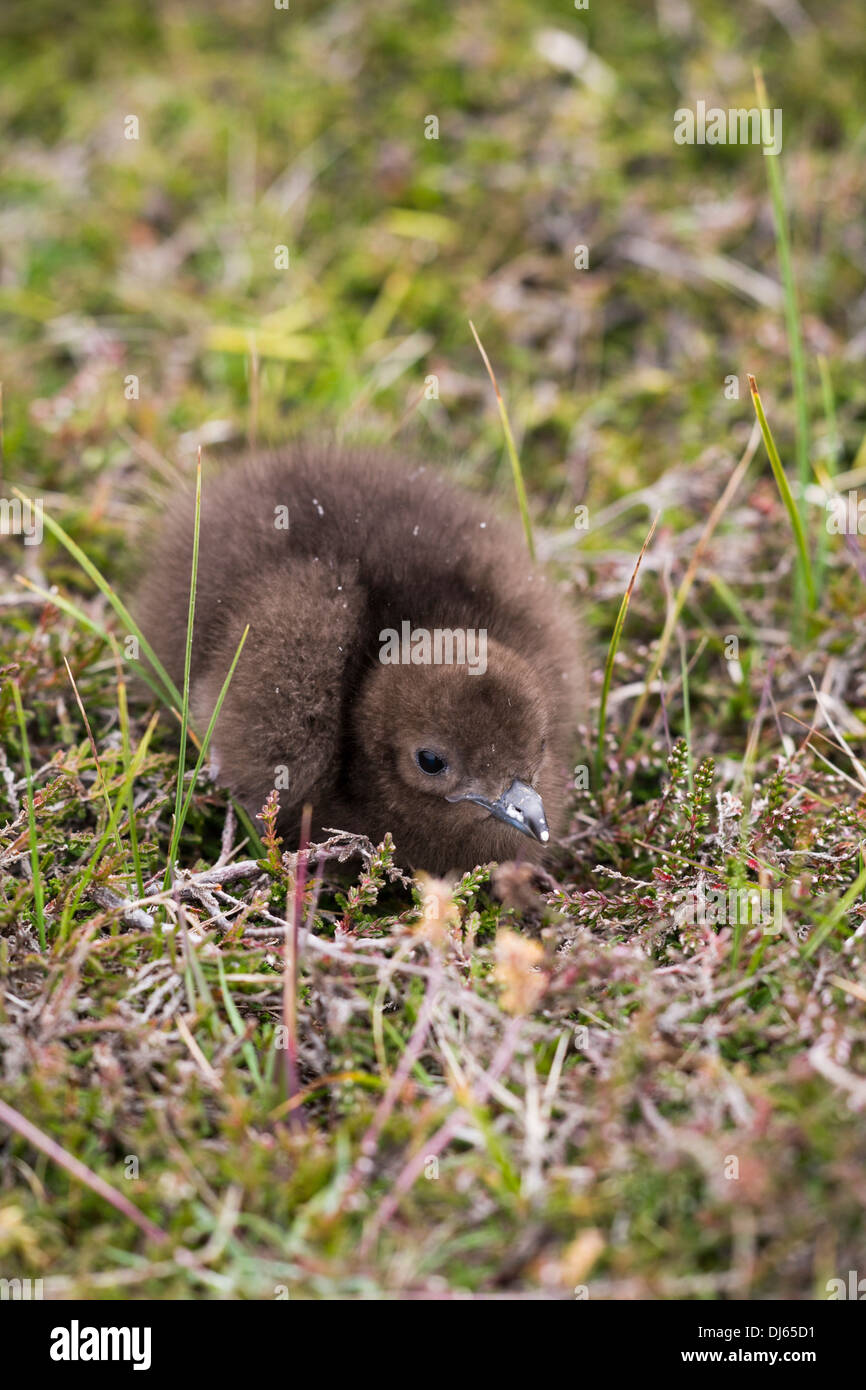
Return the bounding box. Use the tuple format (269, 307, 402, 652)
(135, 441, 582, 874)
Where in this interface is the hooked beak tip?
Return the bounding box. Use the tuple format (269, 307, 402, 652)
(472, 778, 550, 844)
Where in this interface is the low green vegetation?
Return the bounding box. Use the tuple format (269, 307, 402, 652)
(1, 0, 865, 1299)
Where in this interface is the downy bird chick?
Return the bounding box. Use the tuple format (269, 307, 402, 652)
(136, 442, 582, 874)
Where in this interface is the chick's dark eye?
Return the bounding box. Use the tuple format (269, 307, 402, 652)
(415, 749, 448, 776)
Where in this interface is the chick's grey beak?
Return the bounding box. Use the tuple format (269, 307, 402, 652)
(450, 779, 550, 844)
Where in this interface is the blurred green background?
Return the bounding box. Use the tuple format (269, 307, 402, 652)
(2, 0, 864, 561)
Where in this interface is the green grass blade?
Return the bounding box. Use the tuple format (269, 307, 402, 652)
(595, 513, 658, 788)
(707, 573, 757, 640)
(164, 458, 202, 889)
(754, 68, 810, 524)
(11, 681, 46, 949)
(111, 637, 144, 900)
(172, 624, 250, 862)
(17, 573, 264, 861)
(15, 574, 171, 708)
(230, 799, 265, 859)
(678, 632, 693, 794)
(63, 655, 122, 857)
(817, 354, 840, 476)
(469, 320, 536, 562)
(217, 956, 264, 1090)
(803, 858, 866, 960)
(12, 487, 182, 709)
(815, 353, 839, 589)
(749, 375, 816, 611)
(623, 424, 759, 748)
(60, 713, 159, 938)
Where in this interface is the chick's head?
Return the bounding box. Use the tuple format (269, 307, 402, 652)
(351, 638, 559, 870)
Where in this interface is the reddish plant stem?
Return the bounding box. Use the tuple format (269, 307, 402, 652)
(360, 1016, 523, 1254)
(0, 1097, 167, 1244)
(283, 804, 312, 1132)
(341, 956, 443, 1209)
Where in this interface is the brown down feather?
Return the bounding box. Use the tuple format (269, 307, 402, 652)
(135, 440, 584, 874)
